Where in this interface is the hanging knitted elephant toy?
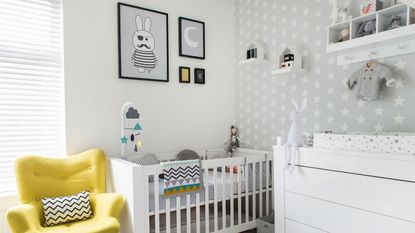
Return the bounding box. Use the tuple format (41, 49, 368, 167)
(285, 98, 307, 171)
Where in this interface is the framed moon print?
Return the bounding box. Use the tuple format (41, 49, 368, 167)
(118, 3, 169, 82)
(179, 17, 205, 59)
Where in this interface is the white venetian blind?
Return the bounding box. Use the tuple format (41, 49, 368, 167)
(0, 0, 65, 195)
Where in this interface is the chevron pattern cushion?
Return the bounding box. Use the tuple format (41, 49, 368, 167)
(42, 191, 93, 226)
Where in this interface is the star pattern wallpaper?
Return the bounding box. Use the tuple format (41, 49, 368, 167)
(234, 0, 415, 150)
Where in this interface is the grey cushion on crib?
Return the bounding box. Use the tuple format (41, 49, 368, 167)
(177, 150, 200, 161)
(132, 153, 160, 182)
(133, 153, 160, 166)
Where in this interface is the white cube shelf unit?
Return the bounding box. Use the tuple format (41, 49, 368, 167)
(327, 4, 415, 65)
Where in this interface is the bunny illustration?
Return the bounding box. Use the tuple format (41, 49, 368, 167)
(132, 15, 158, 73)
(285, 98, 307, 171)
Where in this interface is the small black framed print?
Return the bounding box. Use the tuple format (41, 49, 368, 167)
(179, 66, 191, 83)
(179, 17, 205, 59)
(194, 68, 205, 84)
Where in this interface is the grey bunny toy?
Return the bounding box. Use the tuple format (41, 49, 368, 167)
(357, 20, 376, 38)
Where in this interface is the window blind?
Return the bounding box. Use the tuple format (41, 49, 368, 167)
(0, 0, 65, 195)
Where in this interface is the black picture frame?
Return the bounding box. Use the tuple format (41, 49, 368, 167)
(194, 68, 205, 84)
(179, 66, 191, 83)
(179, 17, 205, 59)
(118, 3, 169, 82)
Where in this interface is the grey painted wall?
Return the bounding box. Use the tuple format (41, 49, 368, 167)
(234, 0, 415, 150)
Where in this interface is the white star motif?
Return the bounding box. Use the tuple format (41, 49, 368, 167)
(395, 79, 404, 88)
(314, 124, 320, 131)
(357, 115, 366, 124)
(394, 114, 405, 124)
(326, 102, 334, 109)
(328, 57, 335, 65)
(357, 100, 366, 108)
(327, 72, 334, 80)
(374, 123, 384, 132)
(374, 106, 384, 116)
(314, 110, 320, 117)
(314, 96, 321, 103)
(341, 123, 349, 132)
(314, 81, 321, 89)
(341, 92, 350, 101)
(341, 108, 349, 116)
(327, 87, 335, 95)
(302, 117, 308, 123)
(327, 116, 334, 124)
(395, 59, 406, 70)
(394, 96, 406, 106)
(315, 25, 322, 32)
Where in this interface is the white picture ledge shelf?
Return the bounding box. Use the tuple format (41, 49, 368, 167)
(327, 3, 415, 65)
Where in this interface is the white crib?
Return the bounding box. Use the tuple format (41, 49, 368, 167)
(107, 148, 273, 233)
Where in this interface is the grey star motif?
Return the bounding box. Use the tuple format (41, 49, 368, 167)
(395, 59, 406, 70)
(341, 123, 349, 132)
(341, 108, 349, 116)
(357, 115, 366, 124)
(394, 96, 406, 106)
(374, 123, 384, 132)
(374, 106, 384, 116)
(394, 114, 405, 124)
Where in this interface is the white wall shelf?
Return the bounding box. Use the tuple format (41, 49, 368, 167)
(271, 47, 306, 75)
(327, 4, 415, 65)
(239, 41, 267, 65)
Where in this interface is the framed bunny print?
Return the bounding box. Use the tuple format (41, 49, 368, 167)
(118, 3, 169, 82)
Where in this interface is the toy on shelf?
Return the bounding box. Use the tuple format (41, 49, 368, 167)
(240, 41, 266, 64)
(120, 101, 143, 156)
(273, 47, 305, 74)
(360, 0, 383, 16)
(280, 53, 294, 69)
(338, 28, 350, 42)
(356, 20, 376, 37)
(386, 15, 402, 30)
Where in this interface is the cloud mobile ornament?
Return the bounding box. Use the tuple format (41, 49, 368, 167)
(120, 101, 143, 156)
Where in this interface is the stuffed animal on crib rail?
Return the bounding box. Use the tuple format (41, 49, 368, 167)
(225, 125, 241, 155)
(285, 98, 307, 170)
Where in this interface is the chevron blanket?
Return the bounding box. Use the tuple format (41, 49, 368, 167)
(162, 159, 201, 197)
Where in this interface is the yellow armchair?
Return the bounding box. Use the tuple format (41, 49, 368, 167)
(6, 149, 124, 233)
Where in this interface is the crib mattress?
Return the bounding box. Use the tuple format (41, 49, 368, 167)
(148, 168, 270, 212)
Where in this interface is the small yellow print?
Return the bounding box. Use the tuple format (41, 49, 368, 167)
(182, 69, 189, 81)
(136, 140, 142, 148)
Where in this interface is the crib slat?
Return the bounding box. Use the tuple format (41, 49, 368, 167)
(245, 162, 249, 223)
(230, 164, 234, 227)
(265, 156, 270, 216)
(186, 194, 191, 233)
(252, 162, 256, 220)
(153, 176, 160, 233)
(213, 168, 218, 232)
(237, 164, 242, 225)
(166, 199, 171, 233)
(176, 197, 181, 233)
(154, 177, 160, 233)
(205, 169, 209, 233)
(221, 165, 226, 229)
(196, 193, 201, 233)
(259, 161, 263, 217)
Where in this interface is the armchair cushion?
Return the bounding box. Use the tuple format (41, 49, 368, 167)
(42, 191, 93, 226)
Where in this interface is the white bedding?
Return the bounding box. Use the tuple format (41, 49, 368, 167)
(148, 166, 271, 212)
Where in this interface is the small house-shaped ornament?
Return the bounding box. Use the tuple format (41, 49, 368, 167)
(240, 41, 266, 64)
(273, 47, 305, 74)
